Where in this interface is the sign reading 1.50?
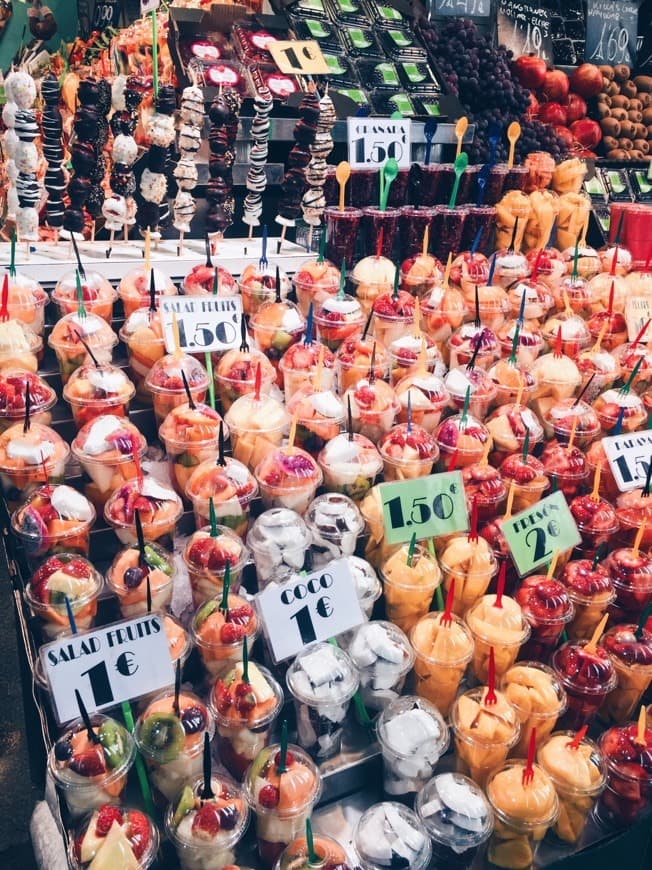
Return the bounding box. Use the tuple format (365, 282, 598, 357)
(347, 118, 412, 170)
(380, 471, 468, 545)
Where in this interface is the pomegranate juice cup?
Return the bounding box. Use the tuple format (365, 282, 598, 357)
(324, 206, 363, 269)
(598, 719, 652, 827)
(552, 638, 617, 730)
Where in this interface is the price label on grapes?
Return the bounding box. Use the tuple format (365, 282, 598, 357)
(380, 471, 468, 545)
(502, 491, 581, 577)
(41, 614, 174, 724)
(602, 430, 652, 492)
(497, 0, 553, 62)
(347, 117, 412, 170)
(585, 0, 638, 68)
(434, 0, 491, 17)
(256, 560, 364, 662)
(160, 296, 242, 354)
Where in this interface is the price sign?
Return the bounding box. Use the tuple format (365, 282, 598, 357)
(141, 0, 161, 13)
(379, 471, 468, 546)
(625, 296, 652, 342)
(40, 614, 174, 724)
(502, 491, 581, 577)
(602, 430, 652, 492)
(497, 0, 553, 62)
(256, 560, 364, 662)
(160, 296, 242, 354)
(586, 0, 638, 67)
(92, 0, 121, 29)
(268, 40, 330, 75)
(347, 117, 412, 170)
(434, 0, 491, 17)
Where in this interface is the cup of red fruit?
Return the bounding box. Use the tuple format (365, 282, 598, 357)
(516, 576, 574, 662)
(605, 546, 652, 623)
(559, 559, 615, 642)
(597, 720, 652, 827)
(552, 639, 617, 730)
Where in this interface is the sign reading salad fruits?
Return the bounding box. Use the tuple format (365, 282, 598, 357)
(380, 471, 468, 545)
(160, 296, 243, 355)
(602, 430, 652, 492)
(256, 559, 364, 662)
(41, 614, 174, 723)
(502, 490, 581, 577)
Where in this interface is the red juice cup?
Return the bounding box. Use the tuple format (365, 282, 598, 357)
(503, 165, 529, 193)
(412, 163, 444, 206)
(388, 169, 409, 208)
(350, 168, 379, 207)
(552, 639, 617, 730)
(324, 206, 363, 270)
(598, 720, 652, 827)
(399, 206, 435, 259)
(436, 164, 474, 205)
(483, 165, 508, 206)
(362, 206, 401, 259)
(459, 206, 495, 253)
(431, 206, 468, 263)
(516, 577, 575, 662)
(599, 624, 652, 725)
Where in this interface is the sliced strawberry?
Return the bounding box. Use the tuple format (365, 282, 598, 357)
(69, 747, 107, 777)
(191, 803, 221, 840)
(95, 805, 123, 836)
(188, 537, 215, 567)
(126, 810, 151, 859)
(31, 557, 64, 602)
(228, 604, 253, 626)
(220, 622, 246, 644)
(63, 558, 92, 579)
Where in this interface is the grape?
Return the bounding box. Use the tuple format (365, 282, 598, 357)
(418, 19, 568, 164)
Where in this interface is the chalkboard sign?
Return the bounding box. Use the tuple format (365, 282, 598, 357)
(497, 0, 553, 62)
(433, 0, 491, 17)
(585, 0, 638, 68)
(92, 0, 121, 30)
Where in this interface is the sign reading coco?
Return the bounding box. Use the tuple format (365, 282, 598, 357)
(41, 614, 174, 724)
(256, 559, 364, 663)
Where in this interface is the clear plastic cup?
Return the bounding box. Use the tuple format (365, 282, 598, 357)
(134, 690, 214, 803)
(598, 722, 652, 827)
(438, 537, 498, 617)
(379, 422, 439, 481)
(552, 640, 618, 730)
(324, 206, 363, 269)
(515, 577, 575, 661)
(451, 687, 520, 788)
(105, 540, 175, 619)
(52, 271, 116, 323)
(119, 307, 166, 403)
(279, 344, 336, 400)
(118, 267, 176, 318)
(293, 258, 341, 317)
(185, 457, 258, 539)
(0, 421, 69, 507)
(159, 412, 224, 500)
(410, 610, 474, 717)
(49, 714, 136, 818)
(215, 349, 276, 413)
(485, 761, 559, 869)
(239, 265, 292, 318)
(362, 206, 401, 259)
(3, 272, 49, 335)
(275, 833, 349, 870)
(165, 775, 248, 870)
(377, 696, 449, 797)
(354, 803, 431, 870)
(287, 642, 359, 760)
(431, 206, 468, 263)
(225, 395, 289, 473)
(598, 624, 652, 725)
(381, 542, 442, 633)
(24, 552, 102, 640)
(68, 805, 159, 868)
(247, 508, 312, 590)
(537, 730, 607, 845)
(63, 364, 136, 430)
(314, 296, 365, 352)
(318, 432, 383, 502)
(255, 446, 323, 516)
(501, 662, 567, 757)
(348, 620, 415, 713)
(560, 559, 615, 641)
(305, 493, 365, 566)
(182, 526, 249, 608)
(399, 206, 436, 259)
(465, 595, 531, 684)
(104, 477, 183, 547)
(0, 321, 42, 372)
(244, 742, 322, 867)
(416, 773, 493, 870)
(191, 593, 258, 679)
(144, 353, 209, 427)
(210, 664, 284, 781)
(48, 313, 118, 385)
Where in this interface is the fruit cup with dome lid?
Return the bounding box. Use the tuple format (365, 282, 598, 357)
(314, 264, 365, 352)
(343, 343, 400, 443)
(216, 318, 276, 413)
(279, 305, 336, 400)
(286, 349, 344, 458)
(293, 232, 341, 317)
(251, 267, 306, 387)
(435, 387, 492, 470)
(254, 416, 323, 515)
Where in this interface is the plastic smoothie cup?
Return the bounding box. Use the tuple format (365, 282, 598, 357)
(410, 610, 474, 717)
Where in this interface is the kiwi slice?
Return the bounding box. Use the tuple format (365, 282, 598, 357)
(139, 713, 185, 763)
(173, 785, 195, 826)
(195, 600, 219, 629)
(98, 720, 127, 769)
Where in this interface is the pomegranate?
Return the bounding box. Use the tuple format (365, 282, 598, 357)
(542, 69, 569, 103)
(526, 92, 539, 119)
(512, 54, 548, 90)
(564, 93, 587, 124)
(553, 125, 576, 150)
(570, 63, 603, 99)
(569, 119, 602, 150)
(538, 101, 568, 126)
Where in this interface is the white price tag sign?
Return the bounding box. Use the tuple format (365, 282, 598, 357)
(256, 559, 364, 663)
(141, 0, 160, 14)
(625, 296, 652, 342)
(347, 117, 412, 170)
(603, 431, 652, 492)
(41, 614, 174, 724)
(160, 296, 242, 355)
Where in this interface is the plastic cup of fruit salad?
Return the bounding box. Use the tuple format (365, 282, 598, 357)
(158, 402, 225, 499)
(144, 353, 210, 427)
(106, 540, 175, 619)
(71, 416, 147, 510)
(0, 420, 69, 507)
(191, 593, 259, 678)
(52, 270, 116, 323)
(103, 477, 183, 547)
(182, 525, 249, 609)
(117, 266, 177, 319)
(63, 364, 136, 430)
(119, 308, 166, 402)
(24, 553, 102, 640)
(48, 313, 118, 385)
(68, 804, 159, 869)
(255, 446, 323, 516)
(185, 456, 259, 540)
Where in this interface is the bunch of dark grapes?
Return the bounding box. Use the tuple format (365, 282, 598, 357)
(419, 19, 567, 164)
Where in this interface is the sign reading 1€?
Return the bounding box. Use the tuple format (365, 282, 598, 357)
(256, 560, 364, 663)
(380, 471, 469, 545)
(41, 614, 174, 724)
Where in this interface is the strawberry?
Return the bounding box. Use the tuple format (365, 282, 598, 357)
(70, 747, 107, 777)
(220, 622, 246, 644)
(228, 605, 253, 626)
(63, 558, 91, 579)
(294, 270, 313, 287)
(258, 784, 280, 808)
(191, 803, 221, 840)
(188, 536, 215, 567)
(275, 749, 294, 767)
(126, 810, 151, 859)
(95, 805, 123, 836)
(31, 557, 64, 602)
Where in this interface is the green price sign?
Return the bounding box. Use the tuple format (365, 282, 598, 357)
(501, 491, 581, 577)
(380, 471, 468, 545)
